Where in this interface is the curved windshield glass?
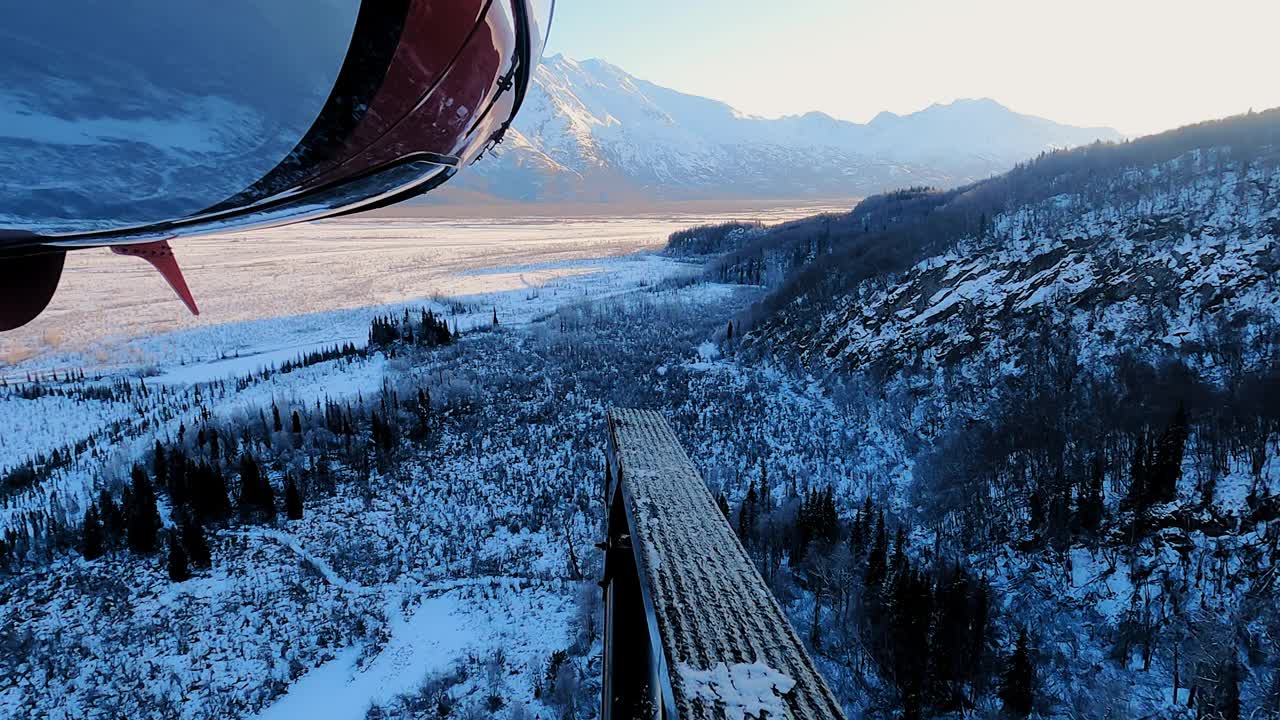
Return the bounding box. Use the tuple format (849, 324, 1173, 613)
(0, 0, 361, 235)
(526, 0, 556, 63)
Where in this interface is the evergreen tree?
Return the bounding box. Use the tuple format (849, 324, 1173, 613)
(181, 518, 212, 569)
(125, 465, 162, 553)
(238, 452, 261, 511)
(166, 531, 191, 582)
(187, 461, 232, 522)
(291, 410, 303, 434)
(370, 412, 396, 452)
(1128, 430, 1152, 512)
(1000, 629, 1035, 717)
(492, 307, 499, 327)
(793, 489, 815, 564)
(926, 563, 971, 710)
(98, 490, 124, 546)
(866, 513, 888, 590)
(1078, 454, 1106, 531)
(284, 474, 304, 520)
(410, 387, 432, 439)
(1028, 488, 1046, 533)
(81, 506, 105, 560)
(891, 525, 909, 574)
(272, 403, 283, 433)
(888, 568, 932, 717)
(261, 472, 277, 522)
(1150, 403, 1189, 504)
(848, 510, 864, 554)
(152, 441, 168, 488)
(969, 578, 992, 691)
(858, 496, 874, 548)
(1045, 481, 1072, 543)
(238, 452, 275, 521)
(817, 487, 839, 545)
(737, 482, 759, 546)
(167, 447, 190, 510)
(1200, 659, 1242, 720)
(716, 493, 730, 521)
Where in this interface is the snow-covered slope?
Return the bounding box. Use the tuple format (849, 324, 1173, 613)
(775, 163, 1279, 375)
(449, 55, 1121, 203)
(708, 110, 1280, 719)
(749, 112, 1280, 373)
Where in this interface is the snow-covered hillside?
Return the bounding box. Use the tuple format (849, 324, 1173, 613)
(733, 111, 1280, 378)
(702, 109, 1280, 718)
(449, 55, 1121, 203)
(769, 151, 1280, 373)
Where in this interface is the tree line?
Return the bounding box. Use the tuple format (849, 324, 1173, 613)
(0, 368, 441, 579)
(723, 467, 1037, 718)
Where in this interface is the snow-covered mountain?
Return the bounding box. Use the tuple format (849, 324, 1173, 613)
(447, 55, 1122, 203)
(739, 110, 1280, 373)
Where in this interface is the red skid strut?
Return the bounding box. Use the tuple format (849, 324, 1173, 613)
(112, 240, 200, 316)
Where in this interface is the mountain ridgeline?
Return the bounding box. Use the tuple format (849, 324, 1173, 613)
(436, 55, 1121, 204)
(668, 108, 1280, 718)
(693, 107, 1280, 362)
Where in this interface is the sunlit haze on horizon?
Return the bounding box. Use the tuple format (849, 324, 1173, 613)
(545, 0, 1280, 137)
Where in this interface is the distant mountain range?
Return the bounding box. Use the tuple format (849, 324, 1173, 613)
(437, 54, 1123, 205)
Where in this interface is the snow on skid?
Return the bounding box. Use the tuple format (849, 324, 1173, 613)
(607, 409, 847, 720)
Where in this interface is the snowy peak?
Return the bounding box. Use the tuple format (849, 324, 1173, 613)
(443, 55, 1122, 204)
(860, 97, 1119, 165)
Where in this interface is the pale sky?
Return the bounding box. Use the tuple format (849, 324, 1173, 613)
(545, 0, 1280, 137)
